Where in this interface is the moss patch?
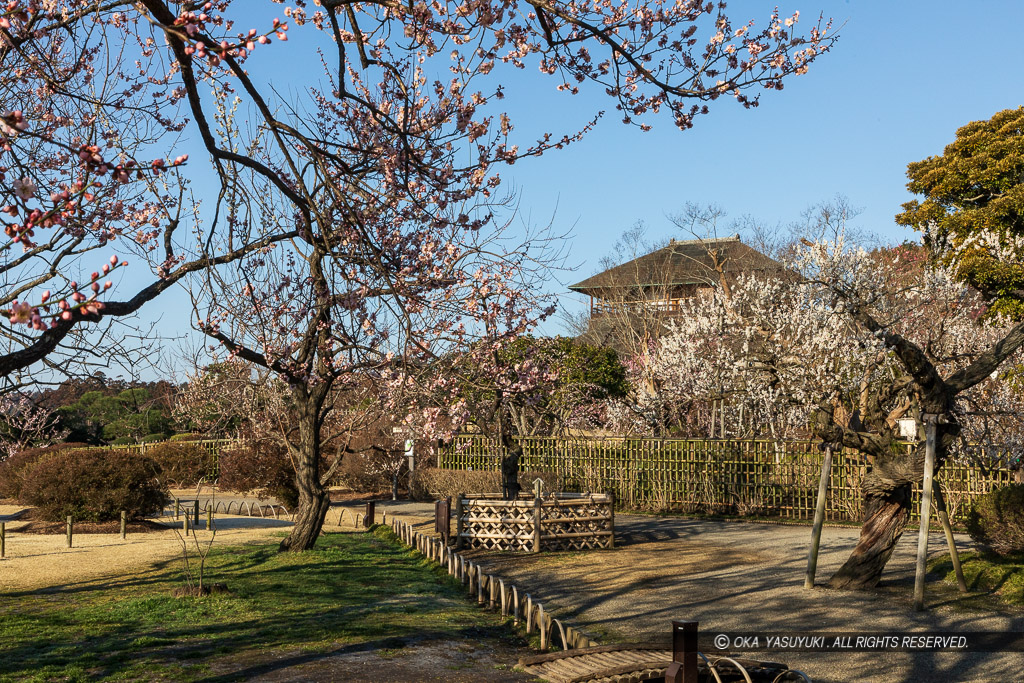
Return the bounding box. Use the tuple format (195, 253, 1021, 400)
(929, 550, 1024, 607)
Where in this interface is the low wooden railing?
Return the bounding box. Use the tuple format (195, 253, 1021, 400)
(455, 492, 614, 552)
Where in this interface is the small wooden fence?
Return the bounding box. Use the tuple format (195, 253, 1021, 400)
(456, 493, 614, 552)
(440, 436, 1022, 527)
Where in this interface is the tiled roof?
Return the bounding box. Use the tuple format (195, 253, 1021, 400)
(569, 236, 784, 293)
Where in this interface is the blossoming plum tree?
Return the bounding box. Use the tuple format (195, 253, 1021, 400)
(3, 0, 836, 549)
(654, 188, 1024, 589)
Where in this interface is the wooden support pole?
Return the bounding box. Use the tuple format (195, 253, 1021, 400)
(933, 482, 968, 593)
(193, 500, 200, 528)
(1, 522, 5, 558)
(805, 445, 834, 589)
(120, 510, 127, 540)
(365, 501, 375, 527)
(914, 416, 938, 611)
(174, 497, 180, 519)
(183, 515, 190, 536)
(66, 516, 73, 548)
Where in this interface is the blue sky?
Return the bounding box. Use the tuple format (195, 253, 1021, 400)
(126, 0, 1024, 375)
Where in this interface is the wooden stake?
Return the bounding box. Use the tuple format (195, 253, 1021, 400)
(455, 494, 464, 550)
(120, 510, 127, 540)
(1, 522, 6, 558)
(66, 516, 73, 548)
(532, 495, 542, 553)
(933, 482, 968, 593)
(805, 445, 834, 589)
(608, 491, 616, 549)
(914, 416, 938, 611)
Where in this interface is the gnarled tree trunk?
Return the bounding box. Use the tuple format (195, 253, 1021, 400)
(828, 482, 911, 589)
(280, 403, 331, 552)
(828, 428, 954, 589)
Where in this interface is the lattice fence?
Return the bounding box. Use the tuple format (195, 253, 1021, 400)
(440, 436, 1022, 527)
(456, 493, 614, 552)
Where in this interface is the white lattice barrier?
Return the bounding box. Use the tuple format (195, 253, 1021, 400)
(457, 493, 614, 552)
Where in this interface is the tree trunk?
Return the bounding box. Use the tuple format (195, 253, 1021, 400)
(828, 483, 911, 589)
(280, 405, 330, 552)
(280, 479, 331, 552)
(392, 473, 399, 501)
(500, 446, 521, 500)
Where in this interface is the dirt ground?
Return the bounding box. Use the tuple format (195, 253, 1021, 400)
(0, 503, 296, 593)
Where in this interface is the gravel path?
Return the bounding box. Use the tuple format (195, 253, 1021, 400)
(376, 501, 1024, 683)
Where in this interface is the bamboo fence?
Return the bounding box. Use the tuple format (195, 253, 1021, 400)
(439, 436, 1021, 527)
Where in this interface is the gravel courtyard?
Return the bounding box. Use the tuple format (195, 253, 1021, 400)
(375, 501, 1024, 683)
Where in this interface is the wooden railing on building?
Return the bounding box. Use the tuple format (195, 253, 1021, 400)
(439, 436, 1021, 527)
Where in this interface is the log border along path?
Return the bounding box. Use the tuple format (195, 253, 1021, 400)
(388, 512, 599, 653)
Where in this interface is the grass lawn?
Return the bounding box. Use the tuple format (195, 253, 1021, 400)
(0, 526, 531, 682)
(930, 550, 1024, 607)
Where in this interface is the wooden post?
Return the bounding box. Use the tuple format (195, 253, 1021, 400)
(914, 415, 938, 611)
(664, 621, 699, 683)
(455, 494, 464, 550)
(533, 494, 542, 553)
(805, 445, 834, 589)
(183, 515, 190, 536)
(608, 492, 615, 549)
(364, 501, 375, 528)
(1, 522, 5, 559)
(174, 497, 180, 519)
(66, 516, 73, 548)
(120, 510, 127, 540)
(933, 482, 968, 593)
(538, 604, 548, 650)
(193, 500, 200, 528)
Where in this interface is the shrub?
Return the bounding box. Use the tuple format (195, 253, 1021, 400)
(141, 433, 170, 443)
(218, 438, 298, 507)
(111, 436, 134, 445)
(335, 453, 391, 494)
(146, 442, 217, 487)
(19, 448, 168, 522)
(966, 484, 1024, 556)
(169, 433, 205, 442)
(409, 467, 561, 501)
(0, 442, 92, 500)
